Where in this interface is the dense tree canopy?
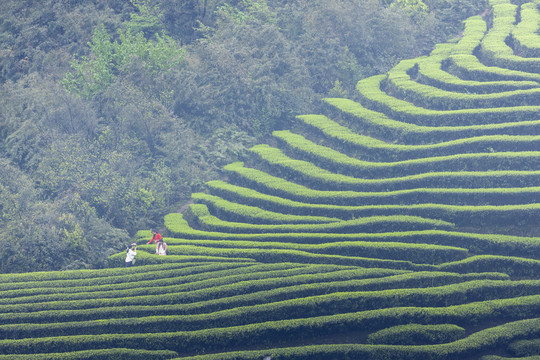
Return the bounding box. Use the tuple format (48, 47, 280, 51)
(0, 0, 487, 272)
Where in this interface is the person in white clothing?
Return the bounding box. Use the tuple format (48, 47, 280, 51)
(157, 239, 167, 255)
(125, 243, 137, 266)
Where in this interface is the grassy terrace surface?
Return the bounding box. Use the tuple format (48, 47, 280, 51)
(387, 58, 540, 110)
(296, 114, 540, 160)
(322, 97, 540, 144)
(356, 74, 540, 125)
(416, 42, 539, 93)
(512, 0, 540, 57)
(480, 0, 540, 72)
(1, 1, 540, 359)
(448, 15, 540, 82)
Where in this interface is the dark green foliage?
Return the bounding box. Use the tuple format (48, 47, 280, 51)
(509, 338, 540, 357)
(481, 356, 540, 360)
(0, 158, 128, 272)
(424, 0, 488, 36)
(0, 348, 178, 359)
(174, 5, 314, 134)
(367, 323, 466, 344)
(0, 299, 538, 356)
(165, 212, 540, 259)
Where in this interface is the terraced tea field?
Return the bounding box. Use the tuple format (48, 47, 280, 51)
(1, 0, 539, 358)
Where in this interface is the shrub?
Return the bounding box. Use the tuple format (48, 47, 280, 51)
(367, 323, 466, 345)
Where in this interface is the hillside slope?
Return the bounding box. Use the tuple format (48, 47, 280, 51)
(1, 0, 539, 359)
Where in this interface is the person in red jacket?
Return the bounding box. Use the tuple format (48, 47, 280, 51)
(147, 229, 163, 254)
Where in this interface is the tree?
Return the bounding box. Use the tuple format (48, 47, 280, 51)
(0, 158, 127, 273)
(61, 23, 183, 99)
(174, 0, 314, 135)
(424, 0, 488, 36)
(33, 133, 169, 231)
(126, 0, 164, 37)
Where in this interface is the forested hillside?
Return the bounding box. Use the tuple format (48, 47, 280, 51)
(0, 0, 485, 272)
